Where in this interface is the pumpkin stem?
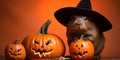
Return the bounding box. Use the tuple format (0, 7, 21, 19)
(13, 39, 19, 44)
(40, 19, 51, 34)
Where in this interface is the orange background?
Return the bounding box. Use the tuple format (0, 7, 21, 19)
(0, 0, 120, 57)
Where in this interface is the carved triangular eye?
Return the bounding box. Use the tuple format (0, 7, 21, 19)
(34, 40, 39, 44)
(46, 39, 51, 45)
(76, 45, 78, 47)
(17, 49, 22, 52)
(81, 44, 83, 47)
(10, 48, 13, 50)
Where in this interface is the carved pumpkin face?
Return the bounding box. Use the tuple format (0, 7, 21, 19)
(69, 39, 94, 60)
(23, 34, 65, 59)
(31, 34, 55, 57)
(22, 20, 65, 59)
(5, 40, 26, 60)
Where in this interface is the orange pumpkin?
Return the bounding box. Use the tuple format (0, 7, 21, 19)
(69, 36, 94, 60)
(5, 39, 26, 60)
(22, 20, 65, 59)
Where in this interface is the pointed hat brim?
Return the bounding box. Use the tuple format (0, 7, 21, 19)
(54, 7, 112, 32)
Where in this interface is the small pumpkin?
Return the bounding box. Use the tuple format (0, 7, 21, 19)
(69, 35, 94, 60)
(22, 20, 65, 59)
(5, 39, 26, 60)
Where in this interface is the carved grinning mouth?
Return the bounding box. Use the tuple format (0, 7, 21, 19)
(32, 48, 53, 57)
(35, 49, 53, 54)
(73, 51, 88, 58)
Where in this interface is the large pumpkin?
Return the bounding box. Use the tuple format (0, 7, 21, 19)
(22, 20, 65, 59)
(5, 39, 26, 60)
(69, 35, 94, 60)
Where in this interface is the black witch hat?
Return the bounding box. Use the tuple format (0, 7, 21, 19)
(54, 0, 112, 32)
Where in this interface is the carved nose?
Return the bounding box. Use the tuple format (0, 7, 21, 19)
(39, 45, 45, 51)
(41, 45, 44, 48)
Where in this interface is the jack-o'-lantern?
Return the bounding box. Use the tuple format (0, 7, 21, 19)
(5, 39, 26, 60)
(69, 35, 94, 60)
(22, 20, 65, 59)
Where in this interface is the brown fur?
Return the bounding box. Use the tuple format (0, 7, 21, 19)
(67, 15, 105, 56)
